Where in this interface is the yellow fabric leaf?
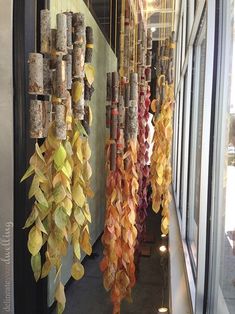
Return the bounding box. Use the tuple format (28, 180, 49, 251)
(80, 227, 92, 255)
(88, 106, 93, 126)
(23, 206, 38, 229)
(35, 143, 45, 163)
(73, 240, 81, 260)
(72, 184, 86, 207)
(36, 217, 48, 234)
(55, 282, 66, 313)
(82, 140, 91, 160)
(84, 63, 95, 85)
(35, 188, 48, 208)
(28, 226, 43, 256)
(83, 161, 92, 180)
(31, 252, 41, 282)
(41, 259, 51, 279)
(71, 262, 84, 280)
(63, 198, 73, 216)
(74, 207, 86, 226)
(72, 81, 83, 103)
(20, 165, 34, 182)
(28, 176, 40, 199)
(55, 207, 68, 230)
(54, 144, 67, 170)
(82, 203, 91, 223)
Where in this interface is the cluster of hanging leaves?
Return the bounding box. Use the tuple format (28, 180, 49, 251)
(21, 119, 93, 313)
(100, 138, 138, 314)
(135, 85, 151, 257)
(150, 83, 174, 235)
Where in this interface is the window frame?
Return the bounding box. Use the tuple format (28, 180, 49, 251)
(207, 0, 234, 313)
(172, 0, 216, 313)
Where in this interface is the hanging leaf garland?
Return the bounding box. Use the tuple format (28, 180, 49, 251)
(21, 9, 95, 314)
(150, 36, 175, 235)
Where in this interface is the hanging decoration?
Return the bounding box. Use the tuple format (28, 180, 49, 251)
(135, 25, 152, 260)
(101, 1, 152, 312)
(21, 9, 95, 314)
(150, 35, 175, 235)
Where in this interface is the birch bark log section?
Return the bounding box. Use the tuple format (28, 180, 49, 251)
(110, 72, 119, 140)
(128, 72, 138, 139)
(56, 59, 67, 99)
(147, 29, 152, 50)
(40, 9, 51, 54)
(73, 80, 85, 120)
(106, 73, 112, 129)
(64, 12, 73, 50)
(43, 56, 51, 95)
(28, 53, 43, 95)
(73, 44, 85, 79)
(29, 99, 43, 138)
(55, 104, 66, 140)
(85, 26, 93, 63)
(63, 53, 72, 90)
(42, 101, 52, 137)
(50, 29, 57, 70)
(56, 13, 67, 55)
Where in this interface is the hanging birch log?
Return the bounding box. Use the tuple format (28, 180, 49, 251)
(110, 104, 118, 140)
(73, 80, 85, 120)
(42, 101, 52, 137)
(145, 67, 151, 82)
(112, 72, 119, 103)
(84, 79, 95, 101)
(138, 22, 143, 43)
(146, 50, 152, 67)
(72, 13, 85, 45)
(128, 73, 138, 139)
(63, 53, 72, 90)
(40, 9, 51, 54)
(55, 104, 66, 140)
(106, 72, 112, 101)
(82, 105, 90, 135)
(62, 91, 72, 131)
(106, 104, 111, 128)
(117, 129, 124, 154)
(29, 100, 43, 138)
(130, 72, 138, 100)
(56, 13, 67, 55)
(118, 95, 125, 129)
(50, 29, 57, 70)
(110, 143, 117, 171)
(28, 53, 43, 95)
(124, 83, 130, 141)
(85, 26, 94, 63)
(64, 12, 73, 50)
(56, 58, 67, 99)
(110, 72, 119, 140)
(147, 28, 152, 50)
(73, 44, 85, 79)
(43, 56, 51, 95)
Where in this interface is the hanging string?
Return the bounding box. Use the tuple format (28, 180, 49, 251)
(171, 0, 175, 32)
(110, 0, 112, 47)
(164, 0, 167, 40)
(35, 0, 37, 52)
(115, 0, 118, 55)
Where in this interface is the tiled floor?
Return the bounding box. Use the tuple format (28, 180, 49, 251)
(51, 207, 168, 314)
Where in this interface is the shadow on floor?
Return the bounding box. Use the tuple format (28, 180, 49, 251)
(51, 207, 168, 314)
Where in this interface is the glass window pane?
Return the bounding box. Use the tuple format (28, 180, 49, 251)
(216, 2, 235, 312)
(187, 19, 206, 272)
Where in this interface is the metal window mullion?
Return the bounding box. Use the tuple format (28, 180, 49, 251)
(195, 1, 216, 313)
